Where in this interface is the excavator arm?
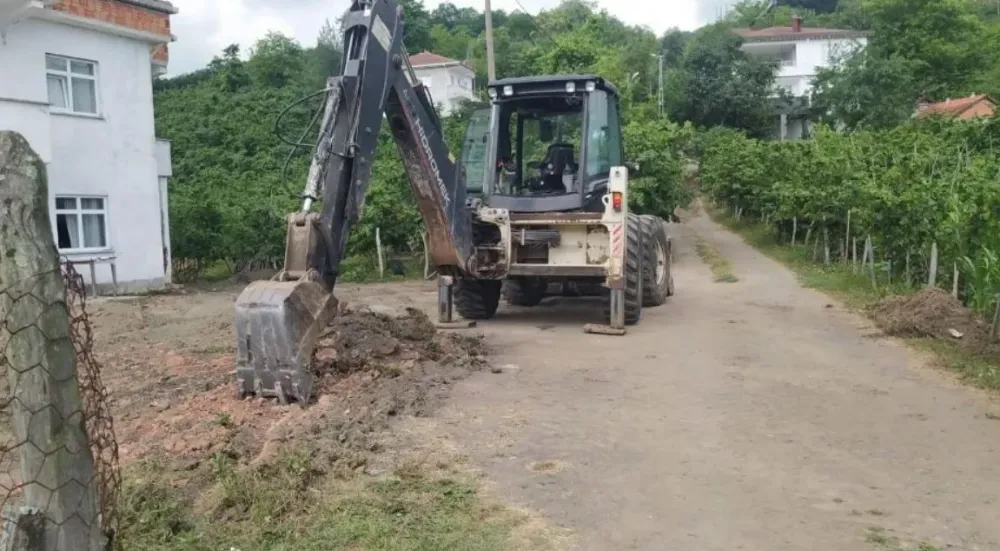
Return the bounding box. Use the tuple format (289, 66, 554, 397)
(234, 0, 475, 403)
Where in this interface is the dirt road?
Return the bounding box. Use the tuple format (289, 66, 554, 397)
(414, 211, 1000, 551)
(88, 209, 1000, 550)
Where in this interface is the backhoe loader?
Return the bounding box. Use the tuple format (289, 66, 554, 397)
(234, 0, 675, 403)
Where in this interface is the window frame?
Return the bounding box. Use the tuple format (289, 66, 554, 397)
(54, 195, 111, 253)
(45, 54, 100, 116)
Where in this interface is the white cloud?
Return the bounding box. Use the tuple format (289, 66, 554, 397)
(166, 0, 717, 76)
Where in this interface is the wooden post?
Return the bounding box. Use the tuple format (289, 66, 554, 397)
(905, 249, 912, 287)
(991, 296, 1000, 340)
(844, 209, 851, 262)
(823, 227, 830, 265)
(375, 227, 385, 279)
(0, 133, 104, 549)
(867, 236, 877, 288)
(852, 237, 858, 273)
(928, 242, 939, 288)
(952, 263, 959, 299)
(791, 217, 797, 246)
(421, 231, 430, 280)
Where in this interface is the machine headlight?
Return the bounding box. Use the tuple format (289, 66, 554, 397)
(585, 81, 597, 92)
(565, 82, 576, 94)
(503, 85, 514, 97)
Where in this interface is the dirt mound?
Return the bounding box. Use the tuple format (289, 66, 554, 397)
(870, 288, 996, 353)
(110, 304, 487, 482)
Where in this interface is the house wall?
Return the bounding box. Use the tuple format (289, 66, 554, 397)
(413, 64, 476, 115)
(744, 36, 867, 98)
(0, 17, 167, 290)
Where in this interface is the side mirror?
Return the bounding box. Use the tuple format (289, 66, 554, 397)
(625, 161, 641, 177)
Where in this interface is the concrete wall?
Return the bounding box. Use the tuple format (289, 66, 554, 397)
(0, 17, 167, 290)
(413, 63, 476, 115)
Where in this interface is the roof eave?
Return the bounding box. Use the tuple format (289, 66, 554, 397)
(738, 31, 872, 43)
(118, 0, 178, 14)
(29, 4, 173, 43)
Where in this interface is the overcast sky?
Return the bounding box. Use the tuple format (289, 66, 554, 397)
(166, 0, 737, 76)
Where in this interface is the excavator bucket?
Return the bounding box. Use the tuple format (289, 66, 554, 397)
(234, 279, 338, 403)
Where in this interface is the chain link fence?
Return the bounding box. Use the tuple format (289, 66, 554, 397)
(0, 260, 120, 550)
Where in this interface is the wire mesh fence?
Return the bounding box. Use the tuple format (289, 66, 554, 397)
(0, 260, 120, 550)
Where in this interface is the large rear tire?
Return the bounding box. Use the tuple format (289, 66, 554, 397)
(640, 215, 672, 307)
(603, 214, 644, 325)
(455, 279, 502, 320)
(505, 277, 547, 307)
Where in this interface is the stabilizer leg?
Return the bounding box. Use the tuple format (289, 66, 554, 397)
(436, 275, 476, 329)
(584, 288, 627, 336)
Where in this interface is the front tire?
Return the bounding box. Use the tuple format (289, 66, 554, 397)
(455, 279, 502, 320)
(640, 215, 672, 307)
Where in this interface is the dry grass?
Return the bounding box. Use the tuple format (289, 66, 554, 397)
(694, 235, 739, 283)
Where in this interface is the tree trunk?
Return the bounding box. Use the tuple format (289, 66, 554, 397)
(791, 217, 797, 246)
(0, 132, 104, 550)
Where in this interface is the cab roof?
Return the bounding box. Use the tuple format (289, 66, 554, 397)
(488, 75, 619, 97)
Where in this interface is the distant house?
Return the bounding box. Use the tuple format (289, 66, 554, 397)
(0, 0, 176, 292)
(409, 51, 476, 115)
(916, 95, 997, 121)
(734, 16, 870, 140)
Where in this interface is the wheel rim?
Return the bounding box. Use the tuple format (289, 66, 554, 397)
(655, 240, 667, 286)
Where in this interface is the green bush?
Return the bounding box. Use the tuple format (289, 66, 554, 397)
(700, 116, 1000, 313)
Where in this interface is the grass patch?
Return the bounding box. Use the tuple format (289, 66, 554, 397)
(864, 527, 938, 551)
(707, 203, 1000, 392)
(119, 453, 546, 551)
(694, 235, 739, 283)
(908, 339, 1000, 391)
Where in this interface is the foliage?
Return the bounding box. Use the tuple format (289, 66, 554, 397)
(811, 51, 922, 130)
(811, 0, 1000, 130)
(668, 26, 778, 137)
(624, 119, 695, 219)
(700, 116, 1000, 313)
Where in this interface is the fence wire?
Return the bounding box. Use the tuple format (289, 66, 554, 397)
(0, 261, 120, 550)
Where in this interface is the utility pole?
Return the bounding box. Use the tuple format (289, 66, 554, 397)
(484, 0, 496, 81)
(657, 53, 664, 118)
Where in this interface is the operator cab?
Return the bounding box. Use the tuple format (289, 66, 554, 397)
(461, 75, 624, 213)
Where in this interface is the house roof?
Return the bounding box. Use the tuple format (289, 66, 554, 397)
(916, 94, 997, 120)
(118, 0, 177, 14)
(410, 51, 461, 67)
(734, 26, 871, 43)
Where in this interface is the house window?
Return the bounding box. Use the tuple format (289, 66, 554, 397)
(55, 196, 109, 251)
(779, 48, 796, 68)
(46, 54, 99, 115)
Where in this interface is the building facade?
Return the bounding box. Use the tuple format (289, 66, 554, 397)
(0, 0, 176, 291)
(735, 18, 869, 140)
(409, 51, 477, 115)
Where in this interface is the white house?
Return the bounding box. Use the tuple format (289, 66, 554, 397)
(0, 0, 176, 292)
(409, 51, 476, 115)
(735, 17, 870, 140)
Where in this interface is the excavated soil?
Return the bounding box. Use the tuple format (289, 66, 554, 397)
(91, 288, 486, 483)
(870, 287, 998, 354)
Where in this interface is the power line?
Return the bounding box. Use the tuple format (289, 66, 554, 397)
(511, 0, 561, 48)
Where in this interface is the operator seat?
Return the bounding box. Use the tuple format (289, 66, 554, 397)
(540, 143, 578, 192)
